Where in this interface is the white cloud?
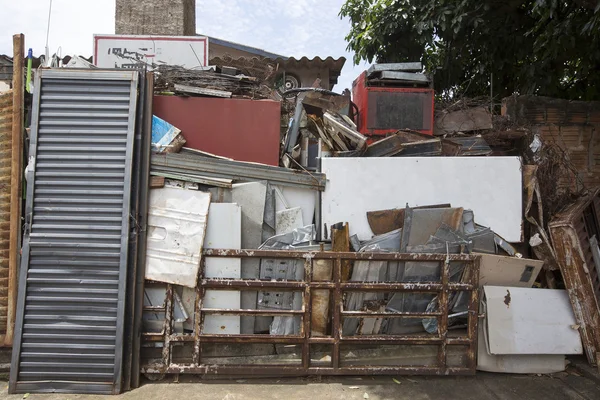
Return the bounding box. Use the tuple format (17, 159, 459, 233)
(0, 0, 367, 90)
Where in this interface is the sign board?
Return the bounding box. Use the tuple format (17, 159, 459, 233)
(94, 35, 208, 69)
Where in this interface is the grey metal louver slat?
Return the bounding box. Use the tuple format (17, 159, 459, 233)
(10, 69, 139, 394)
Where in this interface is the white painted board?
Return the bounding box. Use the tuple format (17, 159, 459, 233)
(205, 203, 242, 334)
(145, 187, 211, 288)
(484, 286, 583, 355)
(321, 157, 523, 242)
(94, 34, 208, 69)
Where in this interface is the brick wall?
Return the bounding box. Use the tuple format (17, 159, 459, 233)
(503, 95, 600, 190)
(115, 0, 196, 36)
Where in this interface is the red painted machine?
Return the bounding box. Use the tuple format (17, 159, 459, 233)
(352, 63, 434, 137)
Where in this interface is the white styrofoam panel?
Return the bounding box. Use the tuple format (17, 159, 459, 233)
(204, 203, 242, 279)
(484, 286, 583, 355)
(321, 157, 523, 241)
(231, 182, 266, 334)
(145, 187, 211, 287)
(274, 186, 317, 226)
(182, 203, 242, 334)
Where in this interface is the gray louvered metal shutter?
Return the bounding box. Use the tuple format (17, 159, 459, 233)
(10, 69, 139, 394)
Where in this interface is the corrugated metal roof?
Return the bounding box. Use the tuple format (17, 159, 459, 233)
(209, 55, 346, 88)
(274, 56, 346, 73)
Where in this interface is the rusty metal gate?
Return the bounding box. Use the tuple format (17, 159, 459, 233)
(141, 250, 480, 376)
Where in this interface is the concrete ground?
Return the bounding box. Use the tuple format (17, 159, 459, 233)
(0, 359, 599, 400)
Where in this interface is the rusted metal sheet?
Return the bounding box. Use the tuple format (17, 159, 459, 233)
(0, 91, 12, 343)
(140, 249, 480, 377)
(549, 188, 600, 366)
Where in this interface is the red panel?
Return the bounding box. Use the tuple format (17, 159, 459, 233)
(153, 95, 281, 166)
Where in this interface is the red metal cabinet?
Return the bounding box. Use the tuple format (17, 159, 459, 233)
(352, 71, 434, 137)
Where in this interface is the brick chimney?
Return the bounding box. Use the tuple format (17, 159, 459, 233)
(115, 0, 196, 36)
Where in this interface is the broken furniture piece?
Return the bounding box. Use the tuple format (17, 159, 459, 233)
(549, 188, 600, 366)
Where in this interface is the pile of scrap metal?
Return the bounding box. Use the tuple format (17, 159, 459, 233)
(153, 64, 275, 99)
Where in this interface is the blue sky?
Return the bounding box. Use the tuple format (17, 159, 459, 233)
(0, 0, 371, 91)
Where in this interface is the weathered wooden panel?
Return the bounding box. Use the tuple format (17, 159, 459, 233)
(0, 91, 12, 341)
(549, 190, 600, 366)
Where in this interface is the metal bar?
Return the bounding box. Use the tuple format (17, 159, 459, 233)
(341, 311, 442, 318)
(192, 285, 204, 366)
(203, 249, 477, 262)
(122, 69, 145, 391)
(161, 285, 173, 370)
(467, 259, 480, 370)
(302, 258, 312, 370)
(201, 279, 472, 292)
(332, 258, 342, 370)
(193, 256, 206, 366)
(201, 280, 306, 290)
(151, 153, 326, 190)
(5, 33, 24, 347)
(142, 365, 474, 376)
(437, 255, 450, 374)
(200, 309, 304, 316)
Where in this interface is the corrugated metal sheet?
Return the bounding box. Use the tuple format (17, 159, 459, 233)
(0, 91, 12, 340)
(9, 69, 139, 394)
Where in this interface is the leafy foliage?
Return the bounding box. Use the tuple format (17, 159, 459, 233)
(340, 0, 600, 100)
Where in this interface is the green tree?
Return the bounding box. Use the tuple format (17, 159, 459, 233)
(340, 0, 600, 101)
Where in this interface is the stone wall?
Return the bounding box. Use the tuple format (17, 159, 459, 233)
(115, 0, 196, 36)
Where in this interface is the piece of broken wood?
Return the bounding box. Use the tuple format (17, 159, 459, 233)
(174, 83, 232, 98)
(150, 176, 165, 188)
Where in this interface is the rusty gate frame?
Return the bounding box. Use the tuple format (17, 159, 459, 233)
(140, 250, 480, 376)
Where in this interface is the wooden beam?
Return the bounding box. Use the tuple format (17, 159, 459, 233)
(331, 223, 351, 282)
(150, 175, 165, 188)
(5, 34, 24, 346)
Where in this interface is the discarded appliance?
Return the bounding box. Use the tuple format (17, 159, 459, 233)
(478, 286, 583, 374)
(353, 63, 434, 137)
(320, 157, 523, 242)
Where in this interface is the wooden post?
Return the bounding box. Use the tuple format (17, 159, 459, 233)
(5, 34, 24, 346)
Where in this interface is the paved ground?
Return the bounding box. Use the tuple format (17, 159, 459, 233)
(0, 359, 599, 400)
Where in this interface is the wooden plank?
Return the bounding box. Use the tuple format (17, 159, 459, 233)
(174, 83, 231, 98)
(331, 223, 351, 282)
(5, 34, 23, 346)
(150, 176, 165, 188)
